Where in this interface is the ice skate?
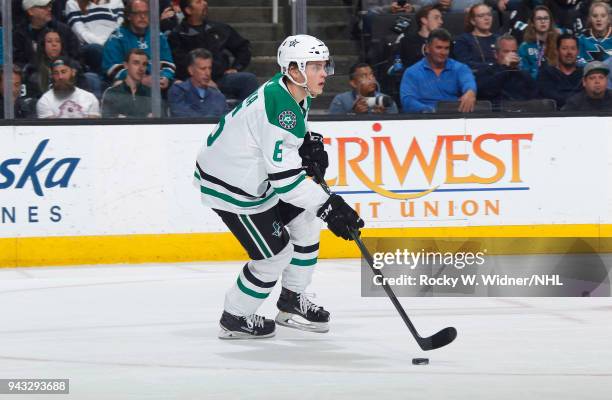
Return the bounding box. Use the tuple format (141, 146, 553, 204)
(275, 287, 330, 333)
(218, 311, 276, 339)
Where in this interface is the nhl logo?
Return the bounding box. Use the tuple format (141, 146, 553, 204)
(278, 110, 297, 130)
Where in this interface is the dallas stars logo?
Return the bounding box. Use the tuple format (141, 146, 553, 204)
(278, 110, 297, 130)
(272, 221, 282, 238)
(289, 39, 299, 47)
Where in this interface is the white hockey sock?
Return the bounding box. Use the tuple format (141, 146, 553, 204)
(282, 211, 322, 293)
(224, 243, 292, 316)
(281, 242, 319, 293)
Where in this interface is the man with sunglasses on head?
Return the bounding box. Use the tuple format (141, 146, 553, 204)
(194, 35, 364, 340)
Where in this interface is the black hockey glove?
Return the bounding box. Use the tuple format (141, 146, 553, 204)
(317, 194, 364, 240)
(299, 132, 328, 183)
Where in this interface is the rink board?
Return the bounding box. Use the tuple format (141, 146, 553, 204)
(1, 117, 611, 266)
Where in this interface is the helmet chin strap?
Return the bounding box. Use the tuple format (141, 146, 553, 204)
(286, 70, 316, 98)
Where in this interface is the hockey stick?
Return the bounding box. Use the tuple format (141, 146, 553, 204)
(313, 166, 457, 351)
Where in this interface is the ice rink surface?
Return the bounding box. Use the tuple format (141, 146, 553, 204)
(1, 259, 611, 400)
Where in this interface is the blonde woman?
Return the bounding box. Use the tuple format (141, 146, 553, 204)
(578, 1, 612, 65)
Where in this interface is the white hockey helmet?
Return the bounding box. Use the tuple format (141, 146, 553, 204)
(277, 35, 334, 95)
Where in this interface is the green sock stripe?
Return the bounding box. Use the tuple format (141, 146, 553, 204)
(290, 257, 317, 266)
(237, 277, 270, 299)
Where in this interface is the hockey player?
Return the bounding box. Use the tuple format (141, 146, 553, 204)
(194, 35, 364, 339)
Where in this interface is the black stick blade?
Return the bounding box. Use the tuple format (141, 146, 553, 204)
(419, 327, 457, 351)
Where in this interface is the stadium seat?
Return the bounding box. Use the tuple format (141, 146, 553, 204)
(370, 13, 416, 41)
(499, 99, 557, 113)
(369, 11, 500, 43)
(435, 100, 493, 113)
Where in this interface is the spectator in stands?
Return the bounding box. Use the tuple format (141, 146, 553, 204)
(545, 0, 586, 33)
(399, 5, 443, 68)
(64, 0, 124, 74)
(102, 0, 175, 89)
(400, 29, 476, 113)
(11, 0, 66, 26)
(538, 33, 583, 109)
(503, 0, 541, 44)
(578, 1, 612, 64)
(101, 49, 153, 118)
(168, 48, 227, 117)
(329, 63, 399, 114)
(503, 0, 580, 42)
(160, 0, 182, 33)
(0, 66, 37, 119)
(13, 0, 80, 67)
(475, 35, 537, 108)
(518, 6, 559, 79)
(453, 3, 499, 73)
(36, 56, 100, 118)
(168, 0, 258, 102)
(22, 28, 100, 99)
(562, 60, 612, 110)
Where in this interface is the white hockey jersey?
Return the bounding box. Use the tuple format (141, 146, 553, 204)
(194, 73, 329, 215)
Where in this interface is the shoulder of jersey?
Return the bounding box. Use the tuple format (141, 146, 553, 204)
(263, 74, 306, 139)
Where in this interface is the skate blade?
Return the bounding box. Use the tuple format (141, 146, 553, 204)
(218, 325, 276, 340)
(275, 311, 329, 333)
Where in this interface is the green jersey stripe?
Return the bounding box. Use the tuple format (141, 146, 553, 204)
(201, 186, 276, 208)
(273, 174, 306, 194)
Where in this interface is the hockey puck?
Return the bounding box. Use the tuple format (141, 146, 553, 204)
(412, 358, 429, 365)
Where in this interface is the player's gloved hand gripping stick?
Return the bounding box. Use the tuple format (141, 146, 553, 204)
(313, 165, 457, 351)
(299, 132, 328, 184)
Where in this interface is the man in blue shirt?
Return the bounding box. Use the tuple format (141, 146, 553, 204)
(400, 28, 477, 113)
(328, 62, 398, 114)
(168, 48, 227, 118)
